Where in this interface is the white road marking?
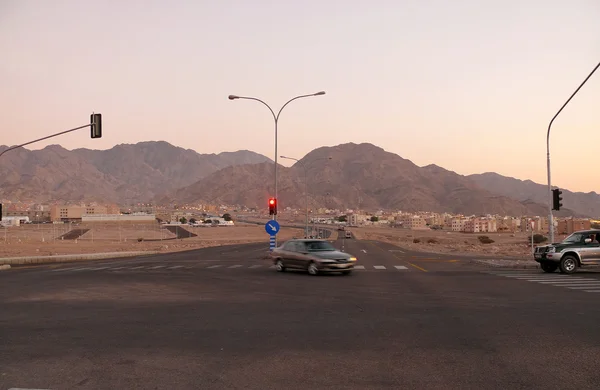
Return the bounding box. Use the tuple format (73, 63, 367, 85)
(354, 265, 365, 270)
(8, 388, 51, 390)
(229, 265, 243, 268)
(389, 249, 405, 253)
(130, 266, 145, 270)
(149, 265, 165, 269)
(249, 265, 263, 268)
(394, 266, 408, 270)
(568, 285, 600, 289)
(207, 265, 222, 269)
(373, 265, 386, 270)
(361, 249, 367, 253)
(168, 266, 184, 269)
(538, 280, 600, 286)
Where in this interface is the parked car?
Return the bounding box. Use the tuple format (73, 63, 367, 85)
(270, 239, 357, 275)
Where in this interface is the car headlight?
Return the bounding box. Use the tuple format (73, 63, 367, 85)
(349, 257, 357, 261)
(547, 247, 556, 253)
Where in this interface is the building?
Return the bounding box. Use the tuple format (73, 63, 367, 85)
(463, 218, 498, 233)
(50, 204, 120, 222)
(451, 218, 468, 232)
(347, 214, 368, 226)
(395, 214, 427, 230)
(2, 209, 51, 222)
(82, 213, 155, 222)
(557, 218, 591, 235)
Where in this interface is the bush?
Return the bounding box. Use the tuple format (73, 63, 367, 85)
(478, 235, 495, 244)
(531, 234, 548, 244)
(427, 238, 439, 244)
(413, 238, 421, 243)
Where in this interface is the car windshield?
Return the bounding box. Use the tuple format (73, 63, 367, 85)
(305, 241, 336, 251)
(563, 233, 584, 243)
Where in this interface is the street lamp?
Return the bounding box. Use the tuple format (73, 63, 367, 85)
(228, 92, 326, 245)
(280, 155, 332, 238)
(546, 60, 600, 243)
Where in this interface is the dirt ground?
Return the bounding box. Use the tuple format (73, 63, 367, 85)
(349, 225, 564, 259)
(0, 222, 303, 258)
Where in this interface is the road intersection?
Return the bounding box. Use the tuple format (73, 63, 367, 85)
(2, 232, 600, 389)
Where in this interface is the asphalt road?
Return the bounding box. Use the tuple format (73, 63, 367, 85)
(2, 233, 600, 389)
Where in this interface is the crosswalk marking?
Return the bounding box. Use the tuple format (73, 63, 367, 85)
(485, 271, 600, 294)
(47, 264, 412, 273)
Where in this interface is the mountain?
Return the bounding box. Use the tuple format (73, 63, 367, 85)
(170, 142, 578, 217)
(0, 141, 271, 203)
(468, 172, 600, 218)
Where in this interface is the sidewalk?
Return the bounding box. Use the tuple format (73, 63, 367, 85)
(0, 251, 159, 265)
(474, 258, 540, 269)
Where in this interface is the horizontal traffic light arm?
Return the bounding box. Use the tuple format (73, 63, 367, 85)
(0, 114, 101, 159)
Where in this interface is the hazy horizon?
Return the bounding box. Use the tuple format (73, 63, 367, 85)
(1, 0, 599, 193)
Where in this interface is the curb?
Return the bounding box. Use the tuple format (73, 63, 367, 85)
(0, 264, 11, 271)
(474, 259, 540, 269)
(0, 251, 160, 265)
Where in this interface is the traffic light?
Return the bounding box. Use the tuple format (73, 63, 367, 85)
(268, 198, 277, 215)
(90, 113, 102, 139)
(552, 188, 563, 211)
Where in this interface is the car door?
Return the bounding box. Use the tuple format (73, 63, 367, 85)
(277, 241, 297, 267)
(579, 234, 600, 263)
(292, 241, 311, 269)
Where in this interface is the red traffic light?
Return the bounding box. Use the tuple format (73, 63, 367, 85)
(268, 198, 277, 215)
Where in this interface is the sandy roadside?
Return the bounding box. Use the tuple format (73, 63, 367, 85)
(348, 225, 557, 259)
(0, 223, 304, 258)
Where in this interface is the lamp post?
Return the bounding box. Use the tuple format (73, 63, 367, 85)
(280, 155, 331, 238)
(546, 60, 600, 243)
(228, 92, 325, 246)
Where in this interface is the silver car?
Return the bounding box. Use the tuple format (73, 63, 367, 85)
(270, 239, 357, 275)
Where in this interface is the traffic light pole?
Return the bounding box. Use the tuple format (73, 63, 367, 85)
(0, 124, 90, 159)
(0, 114, 102, 159)
(546, 60, 600, 243)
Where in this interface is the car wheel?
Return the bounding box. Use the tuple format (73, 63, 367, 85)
(540, 261, 558, 273)
(275, 259, 285, 272)
(559, 255, 578, 274)
(307, 262, 319, 276)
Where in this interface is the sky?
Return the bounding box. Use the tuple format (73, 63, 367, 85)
(1, 0, 599, 193)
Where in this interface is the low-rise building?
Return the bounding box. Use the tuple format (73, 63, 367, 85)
(557, 218, 591, 235)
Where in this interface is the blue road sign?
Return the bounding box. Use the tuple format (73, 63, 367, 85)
(265, 220, 280, 236)
(269, 235, 276, 251)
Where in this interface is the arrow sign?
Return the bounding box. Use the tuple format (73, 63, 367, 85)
(265, 220, 280, 236)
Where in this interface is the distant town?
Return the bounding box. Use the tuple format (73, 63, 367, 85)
(2, 200, 598, 236)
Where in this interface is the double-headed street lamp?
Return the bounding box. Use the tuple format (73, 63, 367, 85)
(228, 92, 325, 245)
(546, 60, 600, 243)
(280, 155, 332, 238)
